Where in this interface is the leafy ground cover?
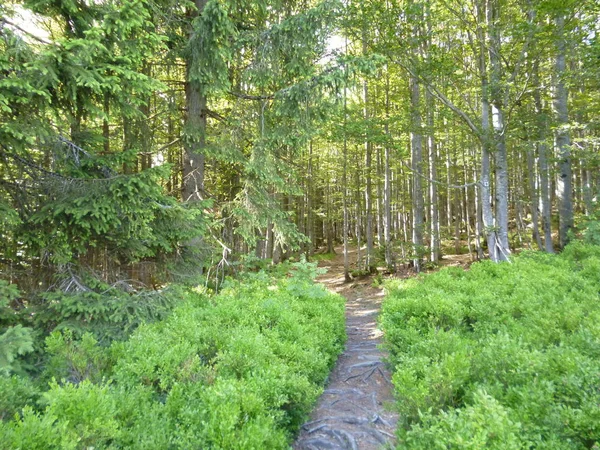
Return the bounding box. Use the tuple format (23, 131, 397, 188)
(381, 243, 600, 449)
(0, 261, 345, 449)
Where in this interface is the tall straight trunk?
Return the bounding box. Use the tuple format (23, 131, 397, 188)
(410, 75, 424, 272)
(265, 223, 274, 260)
(463, 147, 474, 259)
(423, 8, 440, 263)
(527, 148, 543, 250)
(343, 77, 351, 281)
(488, 0, 510, 261)
(554, 12, 573, 248)
(307, 141, 315, 254)
(376, 147, 384, 248)
(446, 145, 452, 229)
(426, 90, 440, 262)
(326, 179, 334, 254)
(355, 164, 362, 269)
(477, 0, 498, 262)
(384, 70, 394, 269)
(183, 0, 208, 202)
(362, 33, 374, 271)
(408, 0, 424, 270)
(533, 61, 554, 252)
(583, 169, 593, 216)
(474, 146, 484, 259)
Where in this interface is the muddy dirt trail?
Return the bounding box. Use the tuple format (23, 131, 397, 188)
(294, 249, 398, 450)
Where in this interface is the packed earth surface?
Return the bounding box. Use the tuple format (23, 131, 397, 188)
(294, 249, 398, 450)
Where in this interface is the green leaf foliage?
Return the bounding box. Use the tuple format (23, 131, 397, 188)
(0, 263, 346, 449)
(381, 243, 600, 449)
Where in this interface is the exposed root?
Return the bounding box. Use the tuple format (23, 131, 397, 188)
(348, 361, 382, 369)
(333, 429, 358, 450)
(372, 414, 392, 428)
(344, 365, 387, 383)
(306, 423, 327, 434)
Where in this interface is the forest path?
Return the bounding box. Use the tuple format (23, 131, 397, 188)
(293, 248, 398, 450)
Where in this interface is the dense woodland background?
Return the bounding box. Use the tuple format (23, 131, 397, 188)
(1, 0, 599, 284)
(1, 0, 600, 447)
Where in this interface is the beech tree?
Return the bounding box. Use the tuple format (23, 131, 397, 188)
(2, 0, 598, 284)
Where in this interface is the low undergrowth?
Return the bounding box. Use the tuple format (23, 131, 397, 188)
(381, 243, 600, 449)
(0, 261, 345, 449)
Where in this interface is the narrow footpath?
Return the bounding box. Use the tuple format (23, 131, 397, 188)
(294, 249, 398, 450)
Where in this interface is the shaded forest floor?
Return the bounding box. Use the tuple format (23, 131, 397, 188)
(294, 247, 399, 449)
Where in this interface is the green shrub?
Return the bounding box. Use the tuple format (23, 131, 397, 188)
(0, 375, 40, 421)
(0, 281, 33, 375)
(0, 262, 345, 449)
(382, 244, 600, 449)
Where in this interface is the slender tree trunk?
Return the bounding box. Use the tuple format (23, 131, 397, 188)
(474, 146, 484, 259)
(477, 0, 498, 262)
(488, 0, 510, 261)
(426, 91, 440, 263)
(343, 76, 351, 281)
(527, 148, 543, 250)
(326, 179, 334, 253)
(533, 61, 554, 253)
(410, 75, 424, 272)
(307, 141, 315, 255)
(363, 69, 374, 270)
(384, 70, 394, 269)
(446, 145, 452, 229)
(463, 148, 474, 259)
(554, 12, 573, 248)
(376, 147, 384, 248)
(583, 169, 593, 216)
(355, 164, 362, 269)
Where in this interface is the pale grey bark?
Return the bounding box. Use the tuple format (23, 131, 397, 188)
(410, 74, 424, 272)
(343, 93, 350, 281)
(553, 12, 573, 248)
(533, 61, 554, 253)
(477, 0, 498, 262)
(362, 23, 374, 271)
(488, 0, 510, 261)
(526, 148, 543, 250)
(427, 90, 440, 263)
(384, 71, 394, 269)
